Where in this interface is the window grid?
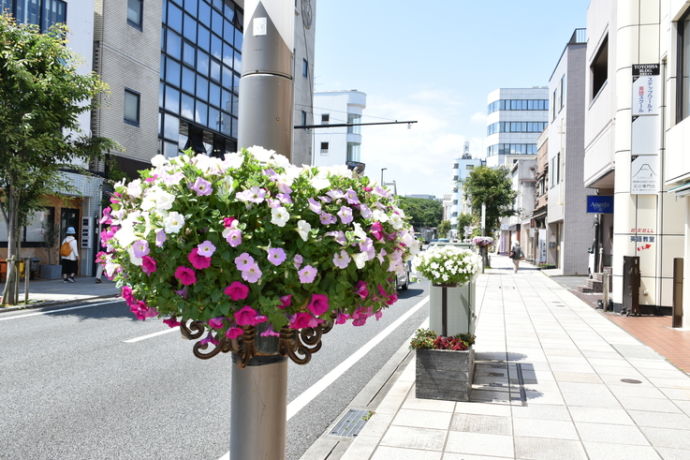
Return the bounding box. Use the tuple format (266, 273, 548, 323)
(487, 99, 549, 114)
(487, 122, 547, 135)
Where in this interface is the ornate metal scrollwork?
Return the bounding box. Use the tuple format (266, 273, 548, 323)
(179, 318, 333, 366)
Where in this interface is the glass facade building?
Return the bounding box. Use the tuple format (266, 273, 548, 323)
(159, 0, 242, 158)
(1, 0, 66, 31)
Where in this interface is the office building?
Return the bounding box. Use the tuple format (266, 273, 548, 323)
(312, 90, 366, 168)
(450, 143, 482, 236)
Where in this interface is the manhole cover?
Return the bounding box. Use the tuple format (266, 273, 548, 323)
(330, 409, 370, 437)
(620, 378, 642, 384)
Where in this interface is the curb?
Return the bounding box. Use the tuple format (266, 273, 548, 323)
(299, 333, 416, 460)
(0, 294, 120, 314)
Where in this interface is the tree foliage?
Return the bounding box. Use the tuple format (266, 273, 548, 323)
(437, 220, 450, 238)
(396, 196, 443, 229)
(0, 15, 116, 304)
(457, 213, 474, 240)
(462, 166, 516, 236)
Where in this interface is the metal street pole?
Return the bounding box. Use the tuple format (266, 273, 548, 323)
(234, 2, 293, 459)
(380, 167, 387, 186)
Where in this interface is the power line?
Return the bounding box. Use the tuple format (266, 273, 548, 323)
(295, 120, 418, 129)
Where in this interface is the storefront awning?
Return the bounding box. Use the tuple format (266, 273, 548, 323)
(669, 181, 690, 197)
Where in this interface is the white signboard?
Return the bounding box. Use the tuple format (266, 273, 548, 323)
(630, 155, 659, 195)
(538, 229, 547, 264)
(630, 64, 660, 195)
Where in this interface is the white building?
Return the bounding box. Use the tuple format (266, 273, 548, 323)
(312, 90, 366, 167)
(485, 88, 549, 168)
(450, 144, 482, 235)
(546, 29, 594, 275)
(508, 157, 537, 251)
(584, 0, 685, 317)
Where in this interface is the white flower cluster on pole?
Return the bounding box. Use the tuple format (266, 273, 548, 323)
(413, 245, 480, 286)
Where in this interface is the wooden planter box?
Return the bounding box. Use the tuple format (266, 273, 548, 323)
(415, 348, 474, 401)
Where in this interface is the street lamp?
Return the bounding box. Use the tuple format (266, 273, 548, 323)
(380, 167, 387, 186)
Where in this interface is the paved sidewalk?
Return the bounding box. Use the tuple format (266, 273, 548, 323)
(338, 256, 690, 459)
(0, 277, 118, 310)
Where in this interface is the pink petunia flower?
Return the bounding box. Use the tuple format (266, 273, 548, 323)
(141, 255, 157, 275)
(225, 228, 242, 247)
(298, 265, 318, 284)
(223, 217, 237, 228)
(224, 281, 249, 301)
(354, 281, 369, 299)
(208, 317, 224, 329)
(267, 247, 287, 266)
(100, 207, 112, 225)
(278, 295, 292, 309)
(307, 294, 329, 317)
(121, 285, 134, 304)
(260, 326, 280, 337)
(175, 266, 197, 285)
(163, 317, 181, 328)
(188, 248, 212, 270)
(234, 305, 267, 326)
(335, 312, 350, 324)
(289, 312, 321, 330)
(226, 327, 244, 339)
(370, 222, 384, 241)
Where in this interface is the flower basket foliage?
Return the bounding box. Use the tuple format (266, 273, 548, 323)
(410, 328, 475, 351)
(413, 245, 479, 286)
(471, 236, 494, 248)
(99, 148, 418, 357)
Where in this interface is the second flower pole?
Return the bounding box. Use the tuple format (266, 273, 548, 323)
(233, 1, 294, 459)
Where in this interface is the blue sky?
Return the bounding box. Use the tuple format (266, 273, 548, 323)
(313, 0, 589, 198)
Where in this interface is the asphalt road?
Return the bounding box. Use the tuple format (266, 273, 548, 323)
(0, 281, 430, 460)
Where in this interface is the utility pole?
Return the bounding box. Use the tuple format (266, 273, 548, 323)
(234, 2, 293, 459)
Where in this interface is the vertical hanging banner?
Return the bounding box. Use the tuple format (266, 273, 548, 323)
(630, 64, 660, 195)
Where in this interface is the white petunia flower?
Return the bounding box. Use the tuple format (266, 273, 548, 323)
(151, 154, 168, 168)
(271, 207, 290, 227)
(127, 179, 143, 198)
(372, 209, 389, 223)
(352, 252, 368, 269)
(164, 212, 185, 234)
(296, 220, 311, 241)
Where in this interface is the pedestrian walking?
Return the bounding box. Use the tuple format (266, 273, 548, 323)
(509, 241, 523, 273)
(60, 227, 79, 283)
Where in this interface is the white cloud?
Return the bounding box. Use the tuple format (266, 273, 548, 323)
(359, 91, 483, 198)
(470, 111, 487, 124)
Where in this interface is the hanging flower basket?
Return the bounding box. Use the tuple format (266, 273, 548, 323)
(99, 148, 419, 365)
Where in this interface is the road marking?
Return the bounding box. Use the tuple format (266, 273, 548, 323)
(123, 327, 180, 343)
(217, 295, 429, 460)
(0, 299, 122, 322)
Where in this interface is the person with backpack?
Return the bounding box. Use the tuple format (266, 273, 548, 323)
(509, 241, 523, 273)
(60, 227, 79, 283)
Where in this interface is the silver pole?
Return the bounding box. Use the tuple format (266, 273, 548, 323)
(233, 2, 294, 459)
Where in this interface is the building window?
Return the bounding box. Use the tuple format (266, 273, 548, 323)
(41, 0, 67, 31)
(124, 89, 141, 125)
(346, 142, 360, 162)
(302, 58, 308, 77)
(0, 207, 55, 247)
(320, 142, 328, 154)
(127, 0, 143, 28)
(347, 113, 361, 134)
(321, 113, 329, 124)
(679, 10, 690, 121)
(552, 89, 557, 120)
(591, 35, 608, 100)
(559, 75, 565, 110)
(487, 99, 548, 113)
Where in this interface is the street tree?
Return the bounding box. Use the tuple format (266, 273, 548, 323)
(457, 213, 474, 240)
(437, 220, 451, 238)
(396, 196, 443, 230)
(462, 166, 516, 235)
(0, 15, 116, 305)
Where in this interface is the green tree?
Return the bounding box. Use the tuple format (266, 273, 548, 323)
(437, 220, 451, 238)
(462, 166, 516, 235)
(397, 196, 443, 229)
(0, 15, 116, 305)
(457, 213, 474, 240)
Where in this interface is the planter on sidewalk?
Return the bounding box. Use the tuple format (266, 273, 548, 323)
(415, 347, 474, 401)
(39, 264, 61, 280)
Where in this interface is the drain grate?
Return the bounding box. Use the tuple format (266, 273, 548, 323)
(330, 409, 370, 437)
(620, 378, 642, 384)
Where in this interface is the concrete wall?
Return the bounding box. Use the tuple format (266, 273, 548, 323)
(292, 0, 316, 166)
(312, 90, 366, 167)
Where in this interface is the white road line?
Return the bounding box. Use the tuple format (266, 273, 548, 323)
(217, 295, 429, 460)
(123, 327, 180, 343)
(0, 299, 122, 322)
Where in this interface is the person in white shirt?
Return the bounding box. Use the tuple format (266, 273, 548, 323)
(60, 227, 79, 283)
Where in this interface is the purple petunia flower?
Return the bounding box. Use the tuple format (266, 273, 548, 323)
(241, 263, 262, 283)
(155, 229, 167, 247)
(190, 177, 213, 196)
(319, 212, 337, 225)
(132, 240, 149, 258)
(337, 206, 353, 224)
(267, 248, 287, 266)
(332, 250, 351, 269)
(298, 265, 318, 284)
(234, 252, 255, 271)
(197, 240, 216, 257)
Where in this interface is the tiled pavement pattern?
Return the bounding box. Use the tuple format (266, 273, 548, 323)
(341, 257, 690, 459)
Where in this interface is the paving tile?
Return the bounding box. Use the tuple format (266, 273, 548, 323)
(640, 426, 690, 449)
(450, 413, 512, 436)
(649, 378, 690, 389)
(552, 371, 602, 383)
(559, 383, 620, 408)
(512, 417, 578, 440)
(442, 454, 513, 460)
(375, 384, 411, 415)
(583, 442, 661, 460)
(511, 404, 571, 421)
(393, 409, 452, 430)
(656, 447, 690, 460)
(514, 436, 587, 460)
(470, 388, 512, 404)
(403, 392, 457, 413)
(575, 421, 649, 445)
(568, 406, 634, 425)
(379, 425, 447, 451)
(454, 402, 511, 417)
(371, 445, 442, 460)
(616, 395, 682, 413)
(361, 413, 394, 438)
(340, 434, 379, 460)
(604, 384, 666, 399)
(675, 400, 690, 416)
(627, 410, 690, 429)
(444, 431, 514, 458)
